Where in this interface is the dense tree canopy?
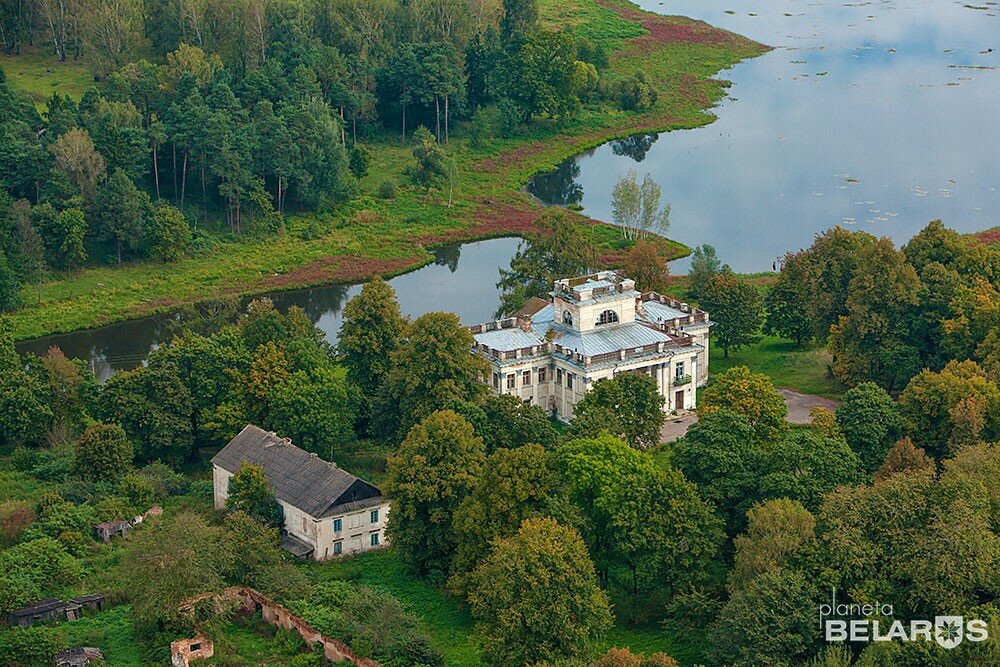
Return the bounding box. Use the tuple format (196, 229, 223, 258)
(384, 410, 485, 576)
(467, 517, 613, 666)
(569, 373, 665, 449)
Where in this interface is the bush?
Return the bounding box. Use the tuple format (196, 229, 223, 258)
(353, 209, 382, 224)
(619, 71, 658, 111)
(0, 501, 35, 546)
(0, 626, 66, 667)
(349, 145, 372, 179)
(468, 106, 498, 148)
(377, 178, 398, 199)
(136, 461, 189, 498)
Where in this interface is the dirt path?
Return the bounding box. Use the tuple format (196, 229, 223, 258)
(659, 389, 841, 441)
(777, 389, 840, 424)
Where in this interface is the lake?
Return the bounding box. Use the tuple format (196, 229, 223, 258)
(15, 238, 523, 381)
(528, 0, 999, 271)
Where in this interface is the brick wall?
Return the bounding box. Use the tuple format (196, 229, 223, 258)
(175, 586, 379, 667)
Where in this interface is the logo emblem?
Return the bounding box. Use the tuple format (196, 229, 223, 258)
(935, 616, 964, 649)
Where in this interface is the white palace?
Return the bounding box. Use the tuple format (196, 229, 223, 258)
(469, 271, 712, 421)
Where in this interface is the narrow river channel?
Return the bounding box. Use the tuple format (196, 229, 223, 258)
(16, 238, 523, 381)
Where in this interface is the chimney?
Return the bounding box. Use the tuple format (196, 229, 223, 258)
(518, 315, 532, 332)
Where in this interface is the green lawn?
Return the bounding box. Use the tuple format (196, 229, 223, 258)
(1, 46, 95, 109)
(7, 0, 766, 342)
(304, 547, 701, 666)
(710, 335, 846, 399)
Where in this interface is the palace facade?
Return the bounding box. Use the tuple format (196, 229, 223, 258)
(470, 271, 711, 421)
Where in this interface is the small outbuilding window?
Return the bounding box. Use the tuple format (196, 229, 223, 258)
(563, 310, 573, 325)
(597, 309, 619, 325)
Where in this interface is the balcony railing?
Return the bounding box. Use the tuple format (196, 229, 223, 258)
(673, 374, 692, 386)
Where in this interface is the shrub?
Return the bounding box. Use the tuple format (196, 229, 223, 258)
(136, 461, 189, 498)
(0, 626, 66, 667)
(353, 209, 382, 224)
(349, 145, 372, 179)
(377, 178, 398, 199)
(0, 501, 35, 545)
(619, 71, 658, 111)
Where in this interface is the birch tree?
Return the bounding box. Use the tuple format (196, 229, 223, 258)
(611, 169, 669, 240)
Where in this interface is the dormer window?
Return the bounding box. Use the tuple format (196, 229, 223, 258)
(563, 311, 573, 325)
(597, 310, 619, 325)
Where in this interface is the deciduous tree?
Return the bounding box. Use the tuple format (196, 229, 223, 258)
(49, 128, 106, 200)
(227, 462, 284, 529)
(338, 276, 405, 433)
(451, 443, 556, 589)
(376, 313, 489, 441)
(570, 373, 665, 449)
(698, 365, 787, 443)
(835, 381, 905, 472)
(384, 410, 485, 575)
(699, 273, 763, 357)
(468, 517, 612, 666)
(622, 238, 670, 293)
(496, 208, 596, 316)
(73, 423, 133, 483)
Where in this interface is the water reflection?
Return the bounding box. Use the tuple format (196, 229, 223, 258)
(15, 238, 523, 381)
(529, 0, 1000, 271)
(528, 156, 586, 206)
(611, 133, 660, 162)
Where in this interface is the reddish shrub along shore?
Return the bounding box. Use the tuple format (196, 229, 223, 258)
(594, 0, 760, 55)
(969, 226, 1000, 248)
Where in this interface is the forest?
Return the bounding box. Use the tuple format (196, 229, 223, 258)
(0, 0, 644, 313)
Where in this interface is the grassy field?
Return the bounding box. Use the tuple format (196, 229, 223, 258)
(709, 335, 846, 398)
(5, 0, 767, 341)
(306, 546, 697, 666)
(2, 46, 95, 109)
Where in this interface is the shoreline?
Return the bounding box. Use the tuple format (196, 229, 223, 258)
(6, 0, 768, 342)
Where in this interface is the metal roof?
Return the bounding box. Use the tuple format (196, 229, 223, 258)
(212, 425, 382, 518)
(642, 300, 689, 322)
(473, 327, 543, 350)
(546, 321, 674, 357)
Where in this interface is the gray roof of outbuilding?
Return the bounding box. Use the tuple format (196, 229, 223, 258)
(212, 425, 381, 518)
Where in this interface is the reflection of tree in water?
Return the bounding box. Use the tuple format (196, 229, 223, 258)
(269, 285, 354, 323)
(611, 133, 659, 162)
(527, 158, 584, 206)
(433, 243, 462, 272)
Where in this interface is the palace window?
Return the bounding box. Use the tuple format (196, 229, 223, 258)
(597, 309, 619, 325)
(370, 509, 379, 524)
(493, 372, 500, 389)
(675, 361, 685, 379)
(538, 367, 547, 382)
(567, 373, 574, 389)
(507, 374, 516, 390)
(333, 541, 342, 555)
(333, 518, 342, 533)
(556, 369, 563, 383)
(522, 370, 531, 385)
(370, 533, 380, 547)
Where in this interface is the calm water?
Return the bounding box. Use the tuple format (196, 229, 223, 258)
(529, 0, 1000, 271)
(16, 238, 522, 381)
